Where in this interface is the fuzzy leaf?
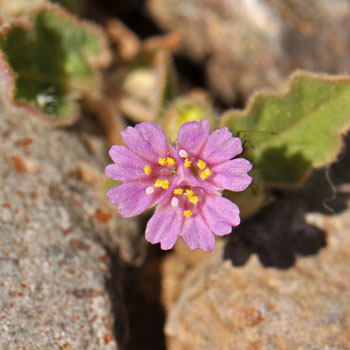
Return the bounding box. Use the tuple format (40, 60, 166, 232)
(222, 71, 350, 187)
(0, 4, 110, 125)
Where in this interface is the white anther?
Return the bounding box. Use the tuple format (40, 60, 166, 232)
(179, 149, 188, 158)
(171, 197, 179, 207)
(145, 186, 154, 195)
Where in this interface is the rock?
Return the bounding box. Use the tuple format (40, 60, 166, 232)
(164, 151, 350, 349)
(0, 92, 130, 348)
(148, 0, 350, 103)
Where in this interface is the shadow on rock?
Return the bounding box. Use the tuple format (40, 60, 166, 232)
(224, 199, 327, 269)
(105, 247, 130, 349)
(104, 211, 167, 350)
(224, 135, 350, 269)
(123, 245, 167, 350)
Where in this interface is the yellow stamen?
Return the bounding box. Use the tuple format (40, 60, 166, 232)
(158, 157, 167, 166)
(154, 179, 162, 187)
(200, 168, 213, 181)
(184, 158, 192, 168)
(144, 165, 152, 175)
(184, 189, 194, 197)
(166, 157, 175, 165)
(173, 188, 184, 195)
(183, 210, 192, 217)
(154, 179, 169, 190)
(197, 160, 206, 170)
(189, 195, 199, 205)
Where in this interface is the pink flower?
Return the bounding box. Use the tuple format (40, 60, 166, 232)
(105, 119, 252, 252)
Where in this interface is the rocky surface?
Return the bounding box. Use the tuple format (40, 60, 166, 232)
(0, 91, 132, 348)
(148, 0, 350, 103)
(163, 172, 350, 349)
(1, 2, 349, 349)
(1, 79, 349, 350)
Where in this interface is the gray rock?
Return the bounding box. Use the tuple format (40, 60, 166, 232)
(164, 161, 350, 349)
(0, 92, 128, 348)
(148, 0, 350, 102)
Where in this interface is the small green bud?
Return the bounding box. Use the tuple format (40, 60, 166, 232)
(159, 93, 217, 142)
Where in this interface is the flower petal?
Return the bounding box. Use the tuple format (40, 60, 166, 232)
(121, 122, 169, 161)
(212, 158, 252, 191)
(106, 145, 146, 181)
(201, 127, 243, 164)
(181, 215, 216, 252)
(202, 195, 240, 236)
(107, 182, 154, 217)
(177, 119, 211, 156)
(145, 205, 183, 250)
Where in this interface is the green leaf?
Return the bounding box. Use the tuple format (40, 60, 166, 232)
(103, 178, 122, 196)
(0, 4, 110, 125)
(222, 71, 350, 187)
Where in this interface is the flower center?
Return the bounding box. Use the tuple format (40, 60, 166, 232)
(172, 186, 201, 217)
(143, 155, 178, 196)
(143, 149, 213, 218)
(178, 149, 213, 182)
